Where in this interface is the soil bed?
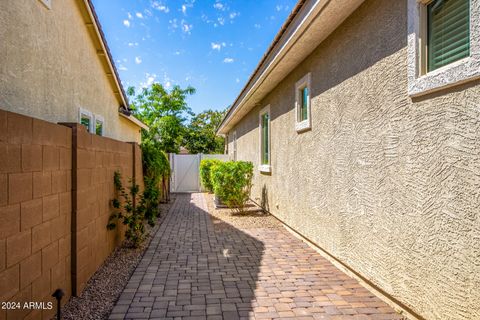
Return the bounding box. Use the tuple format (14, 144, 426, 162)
(59, 196, 175, 320)
(205, 193, 281, 229)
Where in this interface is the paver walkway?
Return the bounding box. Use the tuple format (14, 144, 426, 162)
(109, 193, 403, 320)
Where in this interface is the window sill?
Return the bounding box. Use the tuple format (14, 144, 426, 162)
(408, 56, 480, 97)
(295, 120, 311, 133)
(259, 164, 271, 173)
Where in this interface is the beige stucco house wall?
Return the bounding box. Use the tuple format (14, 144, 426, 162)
(221, 0, 480, 319)
(0, 0, 144, 143)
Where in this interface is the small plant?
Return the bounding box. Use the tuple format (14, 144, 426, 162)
(107, 171, 146, 248)
(211, 161, 254, 214)
(199, 159, 221, 192)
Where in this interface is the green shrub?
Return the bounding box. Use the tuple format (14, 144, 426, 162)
(200, 159, 221, 192)
(142, 141, 170, 182)
(211, 161, 253, 214)
(141, 141, 170, 222)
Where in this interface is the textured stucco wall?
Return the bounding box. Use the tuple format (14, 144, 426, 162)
(228, 1, 480, 319)
(0, 0, 141, 143)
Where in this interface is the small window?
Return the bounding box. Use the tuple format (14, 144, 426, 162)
(426, 0, 470, 72)
(232, 130, 237, 161)
(295, 73, 311, 132)
(259, 105, 271, 173)
(79, 108, 93, 133)
(95, 116, 104, 136)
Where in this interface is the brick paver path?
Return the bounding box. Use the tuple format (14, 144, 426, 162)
(109, 193, 403, 320)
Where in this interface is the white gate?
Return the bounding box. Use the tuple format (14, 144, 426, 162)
(170, 154, 229, 192)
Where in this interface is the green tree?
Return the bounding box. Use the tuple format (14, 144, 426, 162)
(127, 83, 195, 153)
(183, 109, 225, 154)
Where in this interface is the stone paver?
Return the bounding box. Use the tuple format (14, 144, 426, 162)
(110, 193, 404, 320)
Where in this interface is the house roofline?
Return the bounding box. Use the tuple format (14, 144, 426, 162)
(80, 0, 148, 130)
(216, 0, 306, 134)
(217, 0, 364, 135)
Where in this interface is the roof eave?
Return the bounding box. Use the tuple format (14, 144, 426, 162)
(217, 0, 365, 135)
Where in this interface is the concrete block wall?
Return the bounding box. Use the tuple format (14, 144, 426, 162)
(0, 111, 144, 319)
(73, 126, 141, 294)
(0, 110, 72, 320)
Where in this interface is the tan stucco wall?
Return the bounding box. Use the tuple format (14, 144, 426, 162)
(228, 1, 480, 319)
(0, 0, 141, 143)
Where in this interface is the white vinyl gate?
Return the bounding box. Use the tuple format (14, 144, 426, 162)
(170, 154, 229, 192)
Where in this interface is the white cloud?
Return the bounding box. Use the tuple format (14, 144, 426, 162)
(213, 2, 225, 10)
(169, 18, 179, 31)
(181, 1, 195, 15)
(127, 42, 139, 47)
(144, 9, 153, 17)
(223, 58, 234, 63)
(211, 42, 226, 51)
(135, 56, 142, 64)
(163, 72, 173, 89)
(181, 20, 192, 33)
(254, 23, 261, 29)
(141, 73, 157, 88)
(136, 12, 143, 18)
(229, 12, 238, 19)
(127, 12, 133, 20)
(174, 50, 181, 55)
(118, 64, 128, 71)
(275, 5, 283, 11)
(236, 78, 240, 83)
(146, 76, 156, 86)
(217, 17, 225, 25)
(151, 1, 169, 13)
(123, 20, 130, 27)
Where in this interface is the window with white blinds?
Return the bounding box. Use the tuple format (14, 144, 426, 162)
(427, 0, 470, 72)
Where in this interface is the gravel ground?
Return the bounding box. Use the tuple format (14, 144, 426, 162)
(59, 196, 175, 320)
(204, 193, 282, 229)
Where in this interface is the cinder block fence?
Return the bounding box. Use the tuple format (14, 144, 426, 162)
(0, 110, 143, 320)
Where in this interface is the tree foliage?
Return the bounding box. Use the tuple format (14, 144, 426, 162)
(183, 109, 225, 154)
(128, 83, 195, 153)
(141, 139, 170, 222)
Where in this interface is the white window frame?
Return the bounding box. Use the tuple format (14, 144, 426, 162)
(232, 130, 237, 161)
(295, 73, 312, 132)
(79, 108, 94, 133)
(407, 0, 480, 97)
(38, 0, 52, 9)
(258, 105, 271, 173)
(94, 115, 105, 136)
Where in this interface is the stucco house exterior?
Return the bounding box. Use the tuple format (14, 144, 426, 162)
(218, 0, 479, 319)
(0, 0, 147, 143)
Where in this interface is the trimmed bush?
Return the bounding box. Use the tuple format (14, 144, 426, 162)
(200, 159, 221, 192)
(211, 161, 253, 214)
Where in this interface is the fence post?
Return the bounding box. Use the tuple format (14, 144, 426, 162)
(59, 122, 79, 297)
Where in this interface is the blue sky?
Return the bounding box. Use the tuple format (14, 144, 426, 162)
(91, 0, 297, 115)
